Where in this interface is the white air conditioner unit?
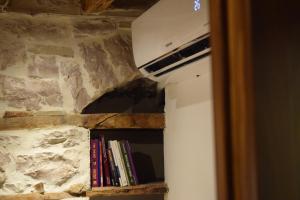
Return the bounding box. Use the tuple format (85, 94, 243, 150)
(132, 0, 211, 86)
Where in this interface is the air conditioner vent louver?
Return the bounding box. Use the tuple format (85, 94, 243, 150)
(154, 51, 210, 77)
(142, 36, 210, 76)
(180, 36, 210, 58)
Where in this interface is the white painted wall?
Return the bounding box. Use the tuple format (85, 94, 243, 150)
(164, 70, 216, 200)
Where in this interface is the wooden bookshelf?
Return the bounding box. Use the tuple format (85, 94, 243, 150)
(0, 113, 165, 130)
(0, 183, 168, 199)
(87, 182, 168, 197)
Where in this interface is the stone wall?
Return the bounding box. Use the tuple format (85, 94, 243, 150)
(0, 12, 141, 115)
(8, 0, 82, 15)
(0, 11, 143, 198)
(0, 126, 90, 195)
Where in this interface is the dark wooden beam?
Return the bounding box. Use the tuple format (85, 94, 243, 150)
(83, 0, 114, 13)
(87, 182, 168, 197)
(110, 0, 158, 10)
(0, 113, 165, 130)
(0, 183, 168, 199)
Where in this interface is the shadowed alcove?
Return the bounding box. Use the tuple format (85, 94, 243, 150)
(85, 78, 165, 200)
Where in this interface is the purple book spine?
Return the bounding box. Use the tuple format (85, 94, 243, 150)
(99, 139, 104, 187)
(90, 139, 100, 187)
(101, 136, 111, 186)
(125, 140, 139, 184)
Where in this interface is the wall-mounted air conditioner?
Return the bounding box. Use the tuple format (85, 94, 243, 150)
(132, 0, 211, 86)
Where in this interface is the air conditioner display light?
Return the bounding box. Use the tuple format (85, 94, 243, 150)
(194, 0, 201, 11)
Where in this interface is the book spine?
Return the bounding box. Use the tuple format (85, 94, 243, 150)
(112, 140, 128, 186)
(101, 136, 111, 186)
(107, 147, 119, 186)
(116, 141, 130, 185)
(114, 161, 121, 186)
(99, 139, 104, 187)
(125, 140, 139, 185)
(90, 139, 100, 187)
(109, 141, 124, 186)
(120, 140, 135, 185)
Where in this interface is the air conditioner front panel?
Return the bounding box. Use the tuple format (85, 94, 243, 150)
(140, 55, 211, 87)
(132, 0, 209, 67)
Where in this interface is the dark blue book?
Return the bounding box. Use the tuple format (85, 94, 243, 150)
(120, 140, 135, 185)
(107, 143, 120, 186)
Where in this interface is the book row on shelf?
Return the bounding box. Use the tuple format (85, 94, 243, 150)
(90, 136, 139, 188)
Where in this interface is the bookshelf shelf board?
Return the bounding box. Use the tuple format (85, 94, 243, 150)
(0, 113, 165, 130)
(0, 183, 168, 199)
(87, 182, 168, 197)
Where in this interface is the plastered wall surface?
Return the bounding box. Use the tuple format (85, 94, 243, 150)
(164, 72, 217, 200)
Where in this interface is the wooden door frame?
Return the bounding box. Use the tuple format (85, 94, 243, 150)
(210, 1, 258, 200)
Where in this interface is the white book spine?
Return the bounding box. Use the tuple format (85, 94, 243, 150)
(112, 140, 128, 186)
(108, 141, 123, 186)
(116, 141, 130, 185)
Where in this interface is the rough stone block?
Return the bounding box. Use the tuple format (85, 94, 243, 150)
(79, 41, 117, 89)
(29, 79, 63, 107)
(28, 45, 74, 58)
(0, 168, 6, 188)
(104, 33, 139, 80)
(33, 182, 45, 194)
(118, 21, 131, 29)
(104, 33, 135, 69)
(0, 75, 63, 111)
(73, 18, 116, 37)
(0, 33, 26, 70)
(60, 62, 91, 112)
(0, 126, 90, 195)
(0, 16, 71, 42)
(66, 183, 88, 195)
(28, 56, 59, 78)
(9, 0, 81, 15)
(18, 153, 78, 186)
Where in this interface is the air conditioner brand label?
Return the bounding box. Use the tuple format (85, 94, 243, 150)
(194, 0, 201, 11)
